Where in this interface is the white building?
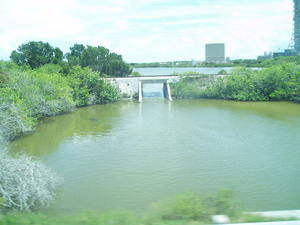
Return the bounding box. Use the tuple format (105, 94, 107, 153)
(205, 43, 225, 63)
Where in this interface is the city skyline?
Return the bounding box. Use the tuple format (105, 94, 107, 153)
(0, 0, 293, 62)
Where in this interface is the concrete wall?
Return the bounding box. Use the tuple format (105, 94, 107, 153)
(106, 76, 180, 99)
(107, 77, 140, 98)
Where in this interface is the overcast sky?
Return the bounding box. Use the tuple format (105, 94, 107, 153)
(0, 0, 294, 62)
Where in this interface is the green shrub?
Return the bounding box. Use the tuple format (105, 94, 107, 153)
(131, 71, 142, 77)
(218, 69, 228, 75)
(67, 66, 120, 106)
(8, 69, 75, 118)
(159, 193, 211, 221)
(33, 64, 64, 74)
(0, 88, 35, 141)
(212, 189, 240, 218)
(170, 74, 212, 99)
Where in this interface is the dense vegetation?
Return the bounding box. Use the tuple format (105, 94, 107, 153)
(0, 41, 130, 214)
(0, 60, 120, 213)
(0, 61, 120, 142)
(0, 190, 297, 225)
(171, 63, 300, 102)
(0, 190, 239, 225)
(10, 41, 132, 76)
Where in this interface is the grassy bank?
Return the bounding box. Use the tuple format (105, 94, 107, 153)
(0, 211, 297, 225)
(0, 190, 238, 225)
(0, 190, 298, 225)
(171, 63, 300, 103)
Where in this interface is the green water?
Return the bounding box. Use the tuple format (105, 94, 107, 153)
(9, 99, 300, 213)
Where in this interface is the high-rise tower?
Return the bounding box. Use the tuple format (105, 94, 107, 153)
(294, 0, 300, 53)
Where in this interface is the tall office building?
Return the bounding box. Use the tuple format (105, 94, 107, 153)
(294, 0, 300, 53)
(205, 43, 225, 63)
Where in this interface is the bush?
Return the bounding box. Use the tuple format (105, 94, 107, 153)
(212, 189, 240, 218)
(33, 64, 64, 74)
(171, 193, 211, 221)
(67, 66, 120, 106)
(170, 74, 213, 99)
(0, 154, 60, 212)
(0, 103, 34, 142)
(131, 71, 142, 77)
(0, 88, 35, 141)
(217, 69, 228, 75)
(8, 69, 75, 118)
(158, 193, 211, 221)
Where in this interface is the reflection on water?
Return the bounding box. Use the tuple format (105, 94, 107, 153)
(9, 99, 300, 213)
(9, 103, 126, 156)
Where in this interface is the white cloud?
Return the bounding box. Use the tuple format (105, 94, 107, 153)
(0, 0, 294, 62)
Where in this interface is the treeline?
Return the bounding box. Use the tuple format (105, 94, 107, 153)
(230, 56, 300, 68)
(10, 41, 132, 76)
(0, 61, 119, 142)
(171, 63, 300, 102)
(131, 56, 300, 68)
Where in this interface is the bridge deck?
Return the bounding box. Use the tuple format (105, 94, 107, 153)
(107, 74, 228, 79)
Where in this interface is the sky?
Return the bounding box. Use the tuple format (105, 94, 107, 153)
(0, 0, 294, 62)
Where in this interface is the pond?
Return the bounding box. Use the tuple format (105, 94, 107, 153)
(9, 99, 300, 213)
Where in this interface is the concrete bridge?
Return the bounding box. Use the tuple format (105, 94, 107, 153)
(106, 74, 226, 102)
(107, 75, 180, 102)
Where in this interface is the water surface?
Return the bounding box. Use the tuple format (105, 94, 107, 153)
(10, 99, 300, 213)
(133, 67, 233, 75)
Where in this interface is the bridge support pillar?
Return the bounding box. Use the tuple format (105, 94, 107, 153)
(138, 81, 143, 102)
(163, 82, 173, 101)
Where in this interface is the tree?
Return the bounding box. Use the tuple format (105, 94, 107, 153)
(10, 41, 63, 69)
(81, 45, 110, 72)
(65, 44, 85, 66)
(66, 44, 132, 77)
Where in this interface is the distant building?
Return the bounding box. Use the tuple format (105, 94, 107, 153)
(257, 52, 273, 60)
(294, 0, 300, 53)
(273, 49, 297, 58)
(205, 43, 225, 63)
